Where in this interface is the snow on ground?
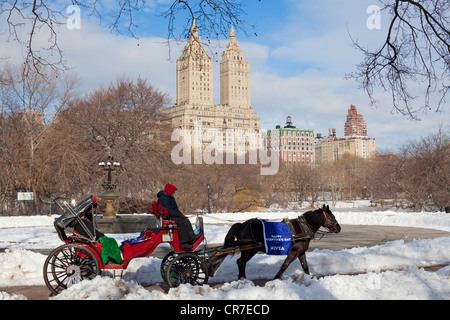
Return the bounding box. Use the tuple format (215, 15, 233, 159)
(0, 201, 449, 300)
(51, 265, 450, 300)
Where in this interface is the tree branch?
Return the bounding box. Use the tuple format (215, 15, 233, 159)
(347, 0, 450, 119)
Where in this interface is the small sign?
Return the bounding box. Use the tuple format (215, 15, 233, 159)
(17, 192, 34, 202)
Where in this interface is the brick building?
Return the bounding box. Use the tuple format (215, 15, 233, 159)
(266, 116, 315, 165)
(344, 104, 367, 137)
(315, 105, 376, 162)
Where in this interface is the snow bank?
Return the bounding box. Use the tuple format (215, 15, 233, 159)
(0, 215, 56, 228)
(0, 291, 27, 300)
(0, 204, 449, 300)
(51, 265, 450, 300)
(333, 211, 450, 232)
(0, 248, 47, 287)
(203, 209, 450, 232)
(1, 207, 450, 250)
(1, 236, 449, 300)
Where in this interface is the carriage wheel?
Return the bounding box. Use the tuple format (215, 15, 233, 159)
(165, 252, 208, 288)
(43, 243, 100, 296)
(160, 251, 177, 284)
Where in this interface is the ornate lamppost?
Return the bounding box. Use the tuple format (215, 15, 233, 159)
(98, 153, 121, 219)
(206, 183, 211, 214)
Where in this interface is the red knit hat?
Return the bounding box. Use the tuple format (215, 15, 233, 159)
(164, 183, 177, 196)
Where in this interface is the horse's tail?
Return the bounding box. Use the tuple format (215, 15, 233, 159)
(224, 223, 242, 248)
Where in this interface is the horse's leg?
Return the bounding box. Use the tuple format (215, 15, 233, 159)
(298, 251, 310, 275)
(237, 249, 258, 280)
(273, 243, 303, 279)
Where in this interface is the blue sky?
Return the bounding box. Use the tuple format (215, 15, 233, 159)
(1, 0, 447, 151)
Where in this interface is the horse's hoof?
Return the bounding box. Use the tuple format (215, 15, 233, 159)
(239, 277, 246, 280)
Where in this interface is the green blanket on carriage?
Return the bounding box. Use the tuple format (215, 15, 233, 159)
(99, 237, 123, 265)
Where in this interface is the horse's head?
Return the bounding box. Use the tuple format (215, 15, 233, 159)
(320, 204, 341, 233)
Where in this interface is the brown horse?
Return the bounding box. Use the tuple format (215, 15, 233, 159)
(224, 205, 341, 279)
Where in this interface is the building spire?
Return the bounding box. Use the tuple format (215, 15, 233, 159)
(190, 18, 198, 38)
(229, 23, 236, 43)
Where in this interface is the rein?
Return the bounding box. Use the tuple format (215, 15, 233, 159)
(288, 209, 336, 242)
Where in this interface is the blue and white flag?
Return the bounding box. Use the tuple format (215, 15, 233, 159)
(260, 220, 292, 255)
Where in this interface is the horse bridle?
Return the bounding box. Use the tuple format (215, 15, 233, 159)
(322, 210, 338, 233)
(290, 209, 338, 241)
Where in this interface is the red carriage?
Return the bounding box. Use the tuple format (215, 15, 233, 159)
(43, 195, 338, 295)
(43, 195, 213, 295)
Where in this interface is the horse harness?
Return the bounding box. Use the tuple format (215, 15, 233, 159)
(283, 209, 336, 242)
(283, 216, 315, 241)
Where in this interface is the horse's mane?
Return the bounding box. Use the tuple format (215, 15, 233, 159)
(299, 207, 320, 219)
(297, 208, 323, 233)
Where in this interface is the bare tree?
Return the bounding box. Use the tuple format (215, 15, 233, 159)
(348, 0, 450, 119)
(0, 64, 79, 214)
(163, 0, 254, 48)
(0, 0, 149, 74)
(383, 126, 450, 211)
(0, 0, 253, 74)
(51, 76, 172, 212)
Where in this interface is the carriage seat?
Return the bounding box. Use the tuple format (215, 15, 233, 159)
(138, 227, 161, 238)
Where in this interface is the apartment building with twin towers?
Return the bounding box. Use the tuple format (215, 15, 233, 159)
(163, 20, 261, 156)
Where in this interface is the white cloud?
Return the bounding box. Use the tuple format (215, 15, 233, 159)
(55, 20, 447, 151)
(56, 21, 182, 101)
(0, 1, 447, 152)
(269, 0, 388, 75)
(243, 0, 448, 150)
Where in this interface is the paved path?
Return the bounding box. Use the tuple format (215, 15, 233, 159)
(1, 225, 449, 300)
(308, 224, 450, 251)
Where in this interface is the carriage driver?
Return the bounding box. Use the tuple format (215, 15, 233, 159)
(157, 183, 200, 248)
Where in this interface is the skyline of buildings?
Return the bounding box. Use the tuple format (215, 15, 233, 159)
(163, 22, 376, 164)
(314, 105, 376, 162)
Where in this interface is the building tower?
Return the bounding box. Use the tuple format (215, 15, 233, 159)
(344, 104, 367, 137)
(220, 24, 251, 108)
(176, 19, 213, 106)
(164, 23, 261, 154)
